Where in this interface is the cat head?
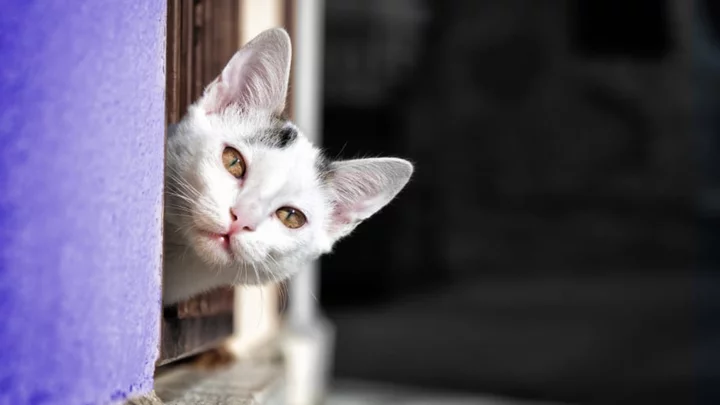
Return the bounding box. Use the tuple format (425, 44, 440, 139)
(165, 28, 413, 284)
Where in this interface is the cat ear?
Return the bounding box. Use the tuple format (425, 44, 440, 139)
(199, 28, 291, 115)
(325, 158, 413, 241)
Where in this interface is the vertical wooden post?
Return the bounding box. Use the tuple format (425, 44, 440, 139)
(283, 1, 335, 404)
(229, 0, 287, 358)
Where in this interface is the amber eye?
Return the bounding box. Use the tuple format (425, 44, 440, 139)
(276, 207, 307, 229)
(222, 147, 246, 178)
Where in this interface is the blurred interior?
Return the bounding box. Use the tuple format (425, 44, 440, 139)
(317, 1, 706, 404)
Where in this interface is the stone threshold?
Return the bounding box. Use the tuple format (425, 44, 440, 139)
(125, 361, 284, 405)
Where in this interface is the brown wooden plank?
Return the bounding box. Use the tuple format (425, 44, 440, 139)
(193, 0, 204, 100)
(175, 288, 235, 319)
(218, 0, 230, 65)
(181, 0, 194, 114)
(166, 0, 182, 125)
(231, 0, 241, 52)
(203, 0, 215, 87)
(219, 0, 238, 65)
(158, 313, 234, 366)
(158, 288, 235, 365)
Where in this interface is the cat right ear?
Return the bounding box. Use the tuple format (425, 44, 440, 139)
(199, 28, 291, 115)
(325, 158, 414, 242)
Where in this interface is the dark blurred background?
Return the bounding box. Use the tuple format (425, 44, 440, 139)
(316, 0, 719, 404)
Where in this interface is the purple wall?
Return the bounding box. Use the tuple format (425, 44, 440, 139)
(0, 2, 165, 404)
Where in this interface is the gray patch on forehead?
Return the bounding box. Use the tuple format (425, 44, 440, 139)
(250, 119, 298, 149)
(274, 125, 297, 148)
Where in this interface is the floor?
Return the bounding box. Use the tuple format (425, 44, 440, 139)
(126, 365, 560, 405)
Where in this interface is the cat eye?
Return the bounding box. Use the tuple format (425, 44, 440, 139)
(222, 147, 246, 178)
(276, 207, 307, 229)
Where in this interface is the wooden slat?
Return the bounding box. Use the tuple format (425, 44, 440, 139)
(212, 0, 227, 83)
(218, 0, 240, 69)
(175, 288, 235, 320)
(166, 0, 182, 125)
(193, 0, 204, 100)
(204, 0, 215, 87)
(181, 0, 194, 114)
(159, 313, 234, 366)
(159, 288, 236, 365)
(167, 0, 242, 123)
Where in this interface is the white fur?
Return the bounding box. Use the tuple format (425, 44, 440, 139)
(163, 28, 413, 305)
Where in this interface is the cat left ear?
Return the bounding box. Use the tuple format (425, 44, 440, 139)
(325, 158, 414, 242)
(199, 28, 291, 115)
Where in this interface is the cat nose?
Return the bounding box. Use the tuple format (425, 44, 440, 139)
(229, 207, 256, 233)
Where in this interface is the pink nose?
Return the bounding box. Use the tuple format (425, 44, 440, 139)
(229, 207, 256, 233)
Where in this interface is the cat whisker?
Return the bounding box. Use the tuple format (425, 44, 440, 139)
(165, 179, 202, 203)
(179, 245, 191, 266)
(166, 191, 200, 205)
(165, 211, 195, 219)
(261, 257, 288, 314)
(166, 174, 201, 196)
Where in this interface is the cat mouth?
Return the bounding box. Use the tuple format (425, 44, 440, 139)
(198, 229, 232, 253)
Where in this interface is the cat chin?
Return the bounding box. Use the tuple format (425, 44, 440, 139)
(210, 259, 295, 287)
(189, 238, 284, 281)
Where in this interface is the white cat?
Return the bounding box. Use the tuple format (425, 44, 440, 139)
(163, 28, 413, 305)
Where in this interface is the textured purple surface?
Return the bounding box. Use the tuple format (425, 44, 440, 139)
(0, 2, 165, 405)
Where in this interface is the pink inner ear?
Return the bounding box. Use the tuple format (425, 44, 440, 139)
(331, 199, 375, 226)
(331, 209, 353, 226)
(203, 49, 267, 115)
(328, 209, 354, 236)
(203, 77, 230, 115)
